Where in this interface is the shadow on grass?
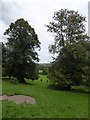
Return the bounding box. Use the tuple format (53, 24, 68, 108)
(1, 118, 89, 120)
(47, 84, 90, 94)
(2, 77, 35, 85)
(2, 76, 90, 94)
(2, 77, 10, 81)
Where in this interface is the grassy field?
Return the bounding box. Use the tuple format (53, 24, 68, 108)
(2, 75, 88, 118)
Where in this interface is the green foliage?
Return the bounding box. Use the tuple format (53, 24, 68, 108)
(2, 68, 7, 77)
(47, 9, 90, 89)
(48, 60, 71, 89)
(2, 43, 7, 64)
(2, 42, 10, 77)
(3, 18, 41, 83)
(48, 41, 90, 89)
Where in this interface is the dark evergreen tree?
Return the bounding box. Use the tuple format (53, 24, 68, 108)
(4, 18, 41, 83)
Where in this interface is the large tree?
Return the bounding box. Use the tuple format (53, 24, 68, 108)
(47, 9, 90, 89)
(4, 18, 40, 83)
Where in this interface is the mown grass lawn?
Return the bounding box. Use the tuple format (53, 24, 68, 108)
(2, 75, 88, 118)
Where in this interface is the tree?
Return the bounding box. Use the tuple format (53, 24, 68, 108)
(2, 42, 7, 64)
(4, 18, 40, 83)
(47, 9, 89, 54)
(47, 9, 90, 89)
(2, 42, 8, 76)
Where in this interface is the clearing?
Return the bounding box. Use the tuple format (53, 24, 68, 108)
(2, 75, 88, 118)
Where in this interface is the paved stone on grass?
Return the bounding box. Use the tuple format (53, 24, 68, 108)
(0, 95, 36, 104)
(0, 95, 7, 100)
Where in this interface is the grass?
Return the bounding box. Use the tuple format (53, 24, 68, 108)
(2, 75, 88, 118)
(0, 78, 2, 120)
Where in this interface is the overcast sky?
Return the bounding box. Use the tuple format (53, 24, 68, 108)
(0, 0, 89, 63)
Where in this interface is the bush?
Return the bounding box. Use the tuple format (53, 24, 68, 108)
(48, 42, 90, 90)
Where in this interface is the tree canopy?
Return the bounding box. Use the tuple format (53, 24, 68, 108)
(47, 9, 89, 54)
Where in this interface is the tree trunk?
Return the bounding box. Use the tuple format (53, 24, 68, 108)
(66, 84, 71, 90)
(17, 76, 26, 84)
(9, 76, 11, 79)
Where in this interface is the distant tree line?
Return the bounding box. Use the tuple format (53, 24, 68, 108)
(36, 63, 49, 75)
